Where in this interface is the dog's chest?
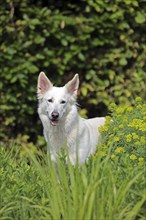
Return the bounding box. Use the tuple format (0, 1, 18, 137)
(46, 126, 67, 151)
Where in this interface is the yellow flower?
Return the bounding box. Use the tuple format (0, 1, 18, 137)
(136, 104, 142, 110)
(128, 119, 143, 130)
(113, 127, 118, 132)
(138, 157, 144, 166)
(135, 97, 142, 103)
(101, 145, 108, 149)
(99, 126, 104, 132)
(107, 141, 112, 146)
(111, 154, 116, 159)
(130, 154, 137, 160)
(98, 151, 107, 157)
(139, 123, 146, 132)
(119, 124, 124, 129)
(135, 141, 140, 146)
(143, 116, 146, 120)
(115, 147, 125, 153)
(105, 116, 111, 122)
(116, 107, 125, 114)
(132, 133, 139, 140)
(109, 103, 116, 111)
(126, 134, 132, 142)
(114, 137, 120, 142)
(95, 150, 107, 158)
(140, 136, 145, 143)
(126, 107, 133, 112)
(99, 125, 109, 132)
(138, 157, 144, 162)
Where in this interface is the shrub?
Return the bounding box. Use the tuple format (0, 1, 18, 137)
(98, 97, 146, 167)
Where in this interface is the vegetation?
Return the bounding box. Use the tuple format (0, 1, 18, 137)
(0, 1, 145, 217)
(0, 97, 145, 219)
(0, 0, 146, 143)
(98, 97, 146, 166)
(0, 145, 145, 220)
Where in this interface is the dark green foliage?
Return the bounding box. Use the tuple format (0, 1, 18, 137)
(0, 0, 146, 142)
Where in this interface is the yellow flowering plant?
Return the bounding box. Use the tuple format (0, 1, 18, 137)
(98, 97, 146, 167)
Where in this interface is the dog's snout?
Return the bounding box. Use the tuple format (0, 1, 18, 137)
(51, 112, 59, 119)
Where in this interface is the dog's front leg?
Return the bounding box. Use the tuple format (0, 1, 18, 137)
(68, 153, 77, 165)
(50, 153, 57, 163)
(47, 148, 57, 163)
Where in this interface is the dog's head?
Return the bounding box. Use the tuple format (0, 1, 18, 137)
(37, 72, 79, 126)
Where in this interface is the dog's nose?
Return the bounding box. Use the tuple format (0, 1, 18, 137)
(51, 112, 59, 119)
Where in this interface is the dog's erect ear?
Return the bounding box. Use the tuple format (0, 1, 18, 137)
(37, 72, 53, 95)
(65, 74, 79, 95)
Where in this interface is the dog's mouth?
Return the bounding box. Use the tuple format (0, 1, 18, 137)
(50, 119, 59, 126)
(49, 112, 60, 126)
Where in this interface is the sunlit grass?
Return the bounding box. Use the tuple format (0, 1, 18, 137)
(0, 144, 145, 220)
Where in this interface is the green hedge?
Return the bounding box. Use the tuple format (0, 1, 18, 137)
(0, 0, 146, 142)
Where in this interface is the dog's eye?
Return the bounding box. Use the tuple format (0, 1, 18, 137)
(60, 100, 66, 104)
(48, 99, 53, 103)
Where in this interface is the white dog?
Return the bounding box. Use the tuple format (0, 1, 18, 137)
(37, 72, 105, 164)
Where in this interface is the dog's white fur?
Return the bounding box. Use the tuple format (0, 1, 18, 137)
(37, 72, 105, 164)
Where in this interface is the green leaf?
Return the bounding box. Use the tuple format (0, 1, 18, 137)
(36, 54, 45, 60)
(27, 64, 39, 73)
(61, 39, 68, 46)
(81, 87, 87, 96)
(119, 58, 127, 66)
(135, 13, 146, 24)
(34, 36, 45, 44)
(78, 53, 85, 61)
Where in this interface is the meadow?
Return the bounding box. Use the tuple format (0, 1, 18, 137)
(0, 98, 145, 220)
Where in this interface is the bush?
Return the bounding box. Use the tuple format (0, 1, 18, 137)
(98, 97, 146, 167)
(0, 0, 146, 143)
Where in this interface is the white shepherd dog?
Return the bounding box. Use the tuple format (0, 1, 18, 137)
(37, 72, 105, 164)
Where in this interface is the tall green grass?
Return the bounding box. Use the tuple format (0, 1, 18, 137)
(0, 145, 145, 220)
